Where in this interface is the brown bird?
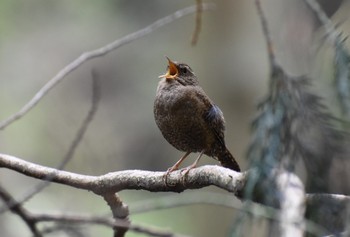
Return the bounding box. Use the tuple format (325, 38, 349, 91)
(154, 57, 240, 174)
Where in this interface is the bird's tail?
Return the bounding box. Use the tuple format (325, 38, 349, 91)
(217, 148, 241, 172)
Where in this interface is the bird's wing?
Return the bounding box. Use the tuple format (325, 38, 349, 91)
(204, 104, 226, 147)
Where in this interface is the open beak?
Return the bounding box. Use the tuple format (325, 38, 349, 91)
(159, 57, 178, 79)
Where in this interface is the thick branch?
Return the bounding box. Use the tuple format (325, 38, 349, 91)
(0, 153, 245, 195)
(270, 170, 305, 237)
(2, 153, 350, 236)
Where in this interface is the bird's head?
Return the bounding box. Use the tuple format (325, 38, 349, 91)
(159, 57, 198, 86)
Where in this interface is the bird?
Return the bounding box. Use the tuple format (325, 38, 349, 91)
(154, 57, 240, 174)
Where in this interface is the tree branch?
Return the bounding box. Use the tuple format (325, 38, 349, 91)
(303, 0, 339, 44)
(269, 170, 305, 237)
(103, 193, 129, 237)
(33, 213, 190, 237)
(0, 3, 215, 131)
(0, 185, 42, 237)
(0, 153, 245, 195)
(1, 152, 350, 236)
(191, 0, 203, 46)
(255, 0, 279, 70)
(0, 192, 189, 237)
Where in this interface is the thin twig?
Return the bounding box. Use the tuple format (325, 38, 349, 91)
(40, 224, 85, 237)
(303, 0, 350, 119)
(0, 3, 215, 131)
(0, 71, 100, 214)
(0, 201, 188, 237)
(130, 191, 242, 214)
(255, 0, 279, 70)
(0, 182, 186, 237)
(0, 185, 42, 237)
(303, 0, 339, 44)
(58, 70, 100, 169)
(191, 0, 203, 46)
(33, 213, 190, 237)
(130, 192, 328, 236)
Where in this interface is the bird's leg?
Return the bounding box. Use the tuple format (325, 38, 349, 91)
(166, 151, 191, 174)
(164, 151, 191, 186)
(181, 150, 205, 176)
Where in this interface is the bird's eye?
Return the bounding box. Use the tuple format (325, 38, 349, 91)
(182, 67, 188, 74)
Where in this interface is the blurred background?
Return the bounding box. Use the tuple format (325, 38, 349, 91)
(0, 0, 349, 236)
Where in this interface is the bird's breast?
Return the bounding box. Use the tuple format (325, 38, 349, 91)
(154, 84, 212, 152)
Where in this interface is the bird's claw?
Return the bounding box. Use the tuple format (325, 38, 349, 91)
(163, 167, 178, 187)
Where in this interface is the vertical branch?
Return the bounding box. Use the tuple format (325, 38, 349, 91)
(243, 2, 320, 236)
(255, 0, 279, 71)
(191, 0, 203, 46)
(57, 69, 101, 170)
(0, 70, 101, 214)
(303, 0, 338, 43)
(103, 193, 130, 237)
(303, 0, 350, 118)
(269, 171, 305, 237)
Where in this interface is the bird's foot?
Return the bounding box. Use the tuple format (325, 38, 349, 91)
(179, 163, 196, 184)
(180, 164, 196, 176)
(166, 164, 179, 174)
(163, 165, 179, 187)
(163, 152, 191, 187)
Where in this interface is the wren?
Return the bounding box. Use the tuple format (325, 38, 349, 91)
(154, 57, 240, 174)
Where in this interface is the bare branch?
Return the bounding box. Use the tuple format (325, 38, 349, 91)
(33, 213, 190, 237)
(59, 70, 101, 169)
(255, 0, 279, 70)
(0, 153, 245, 195)
(2, 152, 350, 236)
(103, 193, 129, 237)
(0, 197, 189, 237)
(269, 170, 305, 237)
(130, 191, 338, 236)
(303, 0, 339, 44)
(0, 168, 188, 237)
(0, 3, 215, 131)
(303, 0, 350, 118)
(0, 185, 42, 237)
(191, 0, 203, 46)
(130, 191, 242, 214)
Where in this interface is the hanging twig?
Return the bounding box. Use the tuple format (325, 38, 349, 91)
(255, 0, 279, 70)
(191, 0, 203, 46)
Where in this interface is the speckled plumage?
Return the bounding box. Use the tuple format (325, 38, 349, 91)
(154, 59, 240, 172)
